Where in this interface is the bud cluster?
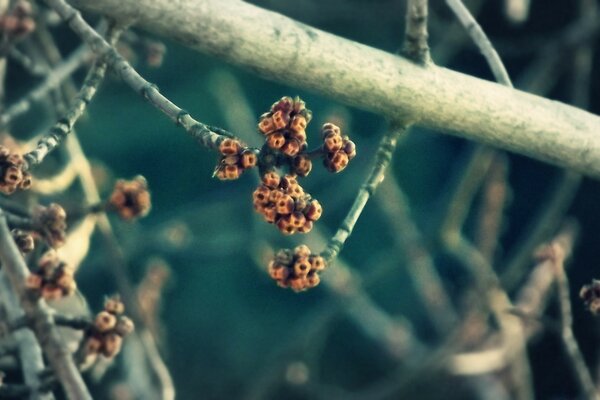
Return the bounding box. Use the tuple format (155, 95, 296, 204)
(258, 96, 312, 157)
(32, 203, 67, 248)
(253, 172, 322, 235)
(0, 146, 31, 194)
(580, 280, 600, 316)
(213, 138, 257, 180)
(109, 176, 152, 220)
(83, 297, 135, 360)
(25, 250, 76, 301)
(321, 123, 356, 173)
(268, 245, 326, 292)
(11, 229, 34, 253)
(0, 0, 35, 41)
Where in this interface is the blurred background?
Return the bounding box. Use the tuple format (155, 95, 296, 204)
(6, 0, 600, 398)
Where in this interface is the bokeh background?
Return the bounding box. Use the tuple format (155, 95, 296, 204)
(7, 0, 600, 398)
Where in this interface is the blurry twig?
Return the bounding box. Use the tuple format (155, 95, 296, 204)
(402, 0, 431, 64)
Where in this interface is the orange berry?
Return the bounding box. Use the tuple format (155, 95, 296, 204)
(219, 138, 241, 155)
(267, 132, 285, 149)
(268, 262, 289, 281)
(292, 155, 312, 177)
(105, 297, 125, 315)
(289, 115, 307, 133)
(253, 185, 271, 205)
(275, 194, 295, 214)
(323, 133, 343, 153)
(271, 110, 289, 130)
(343, 138, 356, 160)
(309, 255, 326, 271)
(304, 200, 322, 221)
(294, 245, 311, 258)
(95, 311, 117, 332)
(289, 212, 306, 229)
(281, 139, 301, 157)
(276, 216, 295, 235)
(322, 123, 341, 137)
(258, 113, 276, 134)
(262, 172, 281, 189)
(223, 165, 241, 180)
(240, 150, 257, 169)
(293, 257, 311, 278)
(289, 277, 308, 292)
(101, 333, 123, 358)
(306, 271, 320, 288)
(325, 151, 349, 173)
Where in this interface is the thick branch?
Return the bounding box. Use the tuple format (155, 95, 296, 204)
(67, 0, 600, 177)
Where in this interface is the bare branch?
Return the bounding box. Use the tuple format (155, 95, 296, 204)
(403, 0, 431, 64)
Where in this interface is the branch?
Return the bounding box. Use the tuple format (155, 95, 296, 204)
(0, 210, 91, 400)
(65, 0, 600, 177)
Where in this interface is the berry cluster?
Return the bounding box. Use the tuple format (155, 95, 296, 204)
(108, 176, 152, 220)
(25, 250, 76, 301)
(253, 172, 322, 235)
(580, 280, 600, 316)
(268, 245, 326, 292)
(0, 146, 31, 194)
(83, 297, 135, 361)
(258, 96, 312, 157)
(321, 123, 356, 173)
(33, 203, 67, 248)
(213, 138, 258, 180)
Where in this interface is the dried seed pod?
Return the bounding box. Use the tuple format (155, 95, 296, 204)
(25, 273, 42, 290)
(297, 220, 313, 233)
(109, 176, 151, 220)
(275, 194, 295, 214)
(271, 96, 294, 114)
(321, 123, 341, 137)
(342, 138, 357, 160)
(281, 139, 301, 157)
(95, 311, 118, 332)
(84, 336, 103, 355)
(0, 149, 30, 195)
(289, 278, 308, 292)
(306, 271, 320, 288)
(309, 255, 326, 271)
(41, 285, 63, 301)
(262, 205, 277, 224)
(272, 110, 290, 130)
(289, 212, 306, 229)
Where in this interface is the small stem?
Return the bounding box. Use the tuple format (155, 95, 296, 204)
(446, 0, 512, 87)
(0, 209, 92, 400)
(24, 25, 123, 167)
(402, 0, 431, 64)
(43, 0, 237, 153)
(321, 124, 406, 263)
(0, 45, 91, 128)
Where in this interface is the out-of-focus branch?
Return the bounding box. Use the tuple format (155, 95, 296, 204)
(403, 0, 430, 64)
(64, 0, 600, 177)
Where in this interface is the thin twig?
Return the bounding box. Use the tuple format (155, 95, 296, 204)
(321, 124, 407, 263)
(552, 233, 599, 399)
(445, 0, 512, 86)
(0, 209, 92, 400)
(402, 0, 431, 64)
(0, 45, 91, 128)
(44, 0, 236, 153)
(8, 47, 50, 77)
(24, 44, 112, 166)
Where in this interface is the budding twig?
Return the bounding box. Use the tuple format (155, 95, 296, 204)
(0, 44, 91, 128)
(24, 24, 123, 167)
(446, 0, 512, 86)
(0, 209, 92, 400)
(321, 124, 406, 264)
(43, 0, 236, 153)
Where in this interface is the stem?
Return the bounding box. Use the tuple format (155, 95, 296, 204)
(321, 124, 406, 263)
(402, 0, 431, 64)
(0, 210, 91, 400)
